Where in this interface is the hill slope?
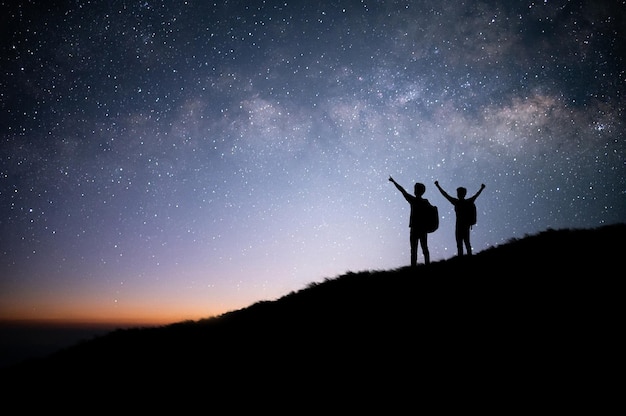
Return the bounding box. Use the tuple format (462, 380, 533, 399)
(2, 224, 623, 411)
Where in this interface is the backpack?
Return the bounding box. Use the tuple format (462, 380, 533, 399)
(466, 200, 477, 227)
(456, 199, 477, 227)
(425, 203, 439, 233)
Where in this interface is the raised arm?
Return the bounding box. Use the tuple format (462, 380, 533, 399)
(434, 180, 455, 204)
(468, 183, 486, 202)
(389, 176, 412, 201)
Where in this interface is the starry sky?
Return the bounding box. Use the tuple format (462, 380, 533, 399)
(1, 0, 624, 326)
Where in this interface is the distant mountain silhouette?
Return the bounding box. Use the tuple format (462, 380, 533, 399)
(2, 224, 623, 412)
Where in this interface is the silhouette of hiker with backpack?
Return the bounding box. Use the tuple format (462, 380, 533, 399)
(389, 176, 437, 267)
(434, 181, 485, 257)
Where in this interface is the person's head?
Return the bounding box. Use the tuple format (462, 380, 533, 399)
(414, 182, 426, 197)
(456, 187, 467, 199)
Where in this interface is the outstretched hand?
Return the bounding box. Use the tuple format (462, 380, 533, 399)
(481, 183, 486, 189)
(434, 180, 439, 186)
(388, 176, 394, 182)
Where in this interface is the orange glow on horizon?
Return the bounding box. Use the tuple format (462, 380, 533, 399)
(0, 301, 233, 328)
(0, 280, 278, 328)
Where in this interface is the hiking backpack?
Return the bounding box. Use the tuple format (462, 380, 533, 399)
(467, 200, 477, 227)
(425, 203, 439, 233)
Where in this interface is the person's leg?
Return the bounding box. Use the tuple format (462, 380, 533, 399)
(410, 230, 418, 266)
(463, 227, 472, 255)
(455, 226, 463, 256)
(420, 233, 430, 264)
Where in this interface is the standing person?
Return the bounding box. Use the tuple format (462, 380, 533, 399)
(434, 181, 485, 257)
(389, 176, 432, 266)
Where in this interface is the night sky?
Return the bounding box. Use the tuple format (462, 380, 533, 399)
(1, 0, 624, 326)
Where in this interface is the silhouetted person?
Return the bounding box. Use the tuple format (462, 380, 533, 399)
(389, 176, 431, 266)
(434, 181, 485, 257)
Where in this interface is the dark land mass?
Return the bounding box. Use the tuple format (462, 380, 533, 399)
(2, 224, 623, 412)
(0, 322, 131, 369)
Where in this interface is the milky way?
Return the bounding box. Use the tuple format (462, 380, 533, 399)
(1, 1, 624, 324)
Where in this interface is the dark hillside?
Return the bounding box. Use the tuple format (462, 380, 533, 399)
(2, 224, 623, 411)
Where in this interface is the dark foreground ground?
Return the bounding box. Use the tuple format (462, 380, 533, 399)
(1, 224, 623, 412)
(0, 322, 132, 369)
